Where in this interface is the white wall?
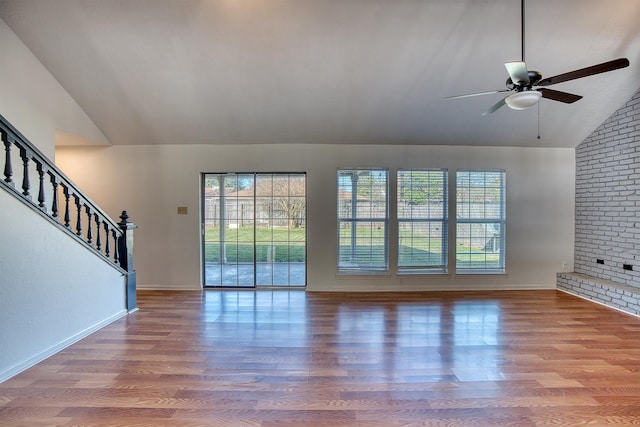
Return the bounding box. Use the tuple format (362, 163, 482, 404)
(0, 17, 109, 159)
(56, 143, 575, 291)
(0, 190, 127, 382)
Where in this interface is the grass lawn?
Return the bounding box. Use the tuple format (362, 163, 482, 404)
(204, 225, 500, 268)
(204, 226, 306, 263)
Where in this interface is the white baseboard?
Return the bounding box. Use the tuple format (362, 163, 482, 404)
(137, 283, 201, 290)
(557, 288, 640, 319)
(307, 283, 555, 292)
(0, 309, 128, 383)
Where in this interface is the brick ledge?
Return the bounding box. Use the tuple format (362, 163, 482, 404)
(557, 272, 640, 317)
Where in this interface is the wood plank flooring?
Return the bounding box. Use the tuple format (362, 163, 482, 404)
(2, 289, 640, 426)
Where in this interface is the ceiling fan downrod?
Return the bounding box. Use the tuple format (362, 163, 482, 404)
(520, 0, 525, 62)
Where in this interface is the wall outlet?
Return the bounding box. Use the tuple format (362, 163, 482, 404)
(562, 261, 568, 269)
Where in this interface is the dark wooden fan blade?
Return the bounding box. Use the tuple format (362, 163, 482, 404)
(481, 97, 507, 116)
(505, 61, 530, 85)
(538, 88, 582, 104)
(445, 89, 510, 100)
(537, 58, 629, 86)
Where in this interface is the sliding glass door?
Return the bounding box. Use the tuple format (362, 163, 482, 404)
(202, 173, 306, 288)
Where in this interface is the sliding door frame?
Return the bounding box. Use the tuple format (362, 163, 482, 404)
(201, 172, 307, 289)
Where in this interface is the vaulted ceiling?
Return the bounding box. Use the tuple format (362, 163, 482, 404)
(1, 0, 639, 148)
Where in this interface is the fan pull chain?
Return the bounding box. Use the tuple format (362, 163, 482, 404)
(537, 101, 541, 140)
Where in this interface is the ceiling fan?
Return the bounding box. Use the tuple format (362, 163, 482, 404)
(446, 0, 629, 116)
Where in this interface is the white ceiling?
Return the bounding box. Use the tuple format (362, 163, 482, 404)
(1, 0, 639, 148)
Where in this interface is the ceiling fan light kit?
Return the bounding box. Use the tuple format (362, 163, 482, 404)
(505, 90, 542, 110)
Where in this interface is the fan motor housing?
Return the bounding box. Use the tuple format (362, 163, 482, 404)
(506, 70, 542, 90)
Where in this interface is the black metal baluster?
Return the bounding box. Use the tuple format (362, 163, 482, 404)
(19, 146, 30, 197)
(36, 161, 46, 209)
(112, 229, 119, 264)
(74, 195, 82, 236)
(104, 221, 111, 258)
(49, 172, 59, 218)
(2, 133, 13, 185)
(95, 214, 102, 251)
(63, 185, 71, 228)
(85, 205, 93, 244)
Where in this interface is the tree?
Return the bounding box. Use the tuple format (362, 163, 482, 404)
(354, 170, 387, 201)
(256, 176, 306, 228)
(204, 175, 253, 193)
(399, 171, 444, 205)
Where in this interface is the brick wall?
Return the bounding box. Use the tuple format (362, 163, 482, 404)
(574, 90, 640, 287)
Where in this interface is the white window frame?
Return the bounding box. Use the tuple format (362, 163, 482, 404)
(455, 170, 506, 274)
(397, 169, 448, 273)
(337, 168, 389, 273)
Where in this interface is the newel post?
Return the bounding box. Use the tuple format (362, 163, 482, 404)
(118, 210, 138, 312)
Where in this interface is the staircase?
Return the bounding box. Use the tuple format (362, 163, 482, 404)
(0, 114, 136, 382)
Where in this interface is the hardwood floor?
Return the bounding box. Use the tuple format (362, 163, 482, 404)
(2, 289, 640, 426)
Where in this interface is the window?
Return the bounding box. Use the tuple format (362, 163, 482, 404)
(337, 169, 388, 272)
(397, 169, 448, 273)
(456, 170, 505, 273)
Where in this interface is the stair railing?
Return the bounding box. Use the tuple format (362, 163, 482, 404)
(0, 113, 137, 310)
